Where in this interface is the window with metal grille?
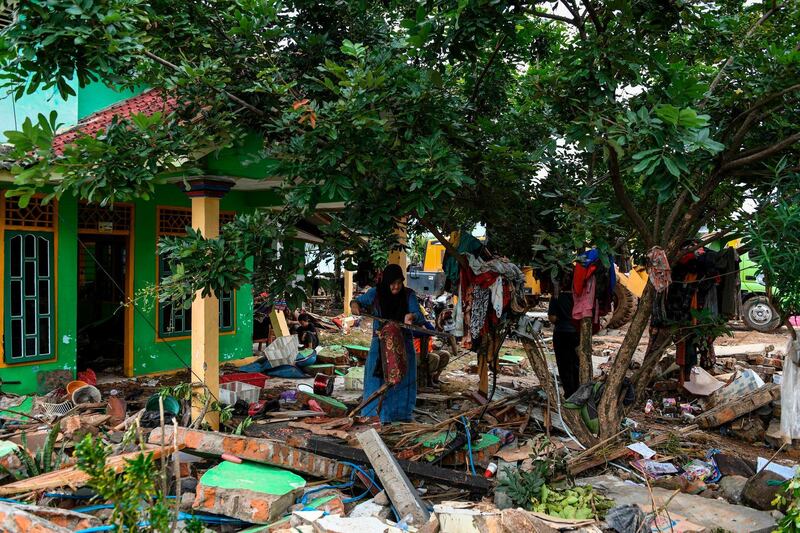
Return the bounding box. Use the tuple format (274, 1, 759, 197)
(5, 197, 55, 229)
(77, 203, 132, 232)
(4, 231, 54, 363)
(156, 207, 235, 337)
(0, 2, 17, 30)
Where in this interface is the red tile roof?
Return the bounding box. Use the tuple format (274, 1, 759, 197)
(51, 88, 177, 154)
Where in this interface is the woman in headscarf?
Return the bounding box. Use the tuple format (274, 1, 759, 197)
(350, 264, 425, 423)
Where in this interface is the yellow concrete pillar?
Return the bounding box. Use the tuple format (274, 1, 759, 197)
(344, 270, 354, 315)
(191, 195, 220, 429)
(388, 220, 408, 272)
(184, 178, 233, 431)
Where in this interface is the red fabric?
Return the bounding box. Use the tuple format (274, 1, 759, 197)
(473, 271, 500, 289)
(51, 89, 178, 155)
(379, 323, 407, 386)
(77, 369, 97, 386)
(572, 263, 598, 297)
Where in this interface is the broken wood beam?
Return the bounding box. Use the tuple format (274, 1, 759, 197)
(695, 383, 781, 429)
(357, 428, 431, 525)
(148, 427, 350, 480)
(291, 436, 493, 492)
(0, 445, 181, 496)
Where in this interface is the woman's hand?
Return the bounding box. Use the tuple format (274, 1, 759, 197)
(404, 313, 415, 325)
(350, 301, 362, 315)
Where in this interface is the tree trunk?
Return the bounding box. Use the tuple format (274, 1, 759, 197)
(578, 317, 593, 384)
(521, 339, 597, 446)
(596, 285, 655, 439)
(631, 327, 672, 405)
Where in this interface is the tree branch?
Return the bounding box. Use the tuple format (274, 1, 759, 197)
(607, 145, 654, 247)
(701, 1, 789, 107)
(662, 190, 688, 245)
(727, 104, 784, 154)
(721, 132, 800, 172)
(728, 83, 800, 127)
(143, 50, 267, 118)
(468, 35, 507, 111)
(420, 218, 469, 270)
(528, 10, 579, 25)
(579, 0, 604, 32)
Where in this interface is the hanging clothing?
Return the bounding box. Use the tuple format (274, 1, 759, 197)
(443, 234, 483, 284)
(490, 277, 503, 318)
(572, 275, 596, 320)
(378, 323, 407, 385)
(646, 246, 672, 292)
(470, 286, 491, 338)
(715, 247, 741, 318)
(573, 263, 598, 297)
(355, 286, 424, 423)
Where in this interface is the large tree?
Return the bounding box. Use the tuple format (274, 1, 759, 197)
(2, 0, 799, 440)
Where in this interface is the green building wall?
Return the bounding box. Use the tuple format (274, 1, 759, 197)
(129, 185, 257, 375)
(0, 183, 286, 394)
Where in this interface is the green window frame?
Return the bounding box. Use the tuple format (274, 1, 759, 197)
(4, 231, 55, 363)
(157, 254, 234, 338)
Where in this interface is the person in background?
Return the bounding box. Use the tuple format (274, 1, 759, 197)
(296, 312, 319, 350)
(350, 264, 424, 423)
(548, 273, 581, 398)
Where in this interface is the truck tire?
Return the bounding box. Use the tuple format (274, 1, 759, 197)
(742, 295, 781, 333)
(606, 283, 637, 329)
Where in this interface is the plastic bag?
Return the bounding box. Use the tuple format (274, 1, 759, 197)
(780, 339, 800, 440)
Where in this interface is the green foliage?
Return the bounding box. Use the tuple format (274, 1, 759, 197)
(498, 464, 613, 520)
(157, 209, 307, 309)
(772, 471, 800, 532)
(233, 417, 254, 435)
(2, 424, 66, 480)
(74, 435, 173, 532)
(499, 462, 547, 508)
(159, 382, 192, 402)
(747, 169, 800, 318)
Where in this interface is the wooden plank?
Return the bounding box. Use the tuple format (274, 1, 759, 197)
(695, 383, 781, 429)
(296, 437, 493, 492)
(356, 429, 430, 524)
(269, 309, 291, 337)
(0, 445, 181, 496)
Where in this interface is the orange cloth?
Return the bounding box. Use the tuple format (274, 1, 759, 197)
(414, 337, 434, 354)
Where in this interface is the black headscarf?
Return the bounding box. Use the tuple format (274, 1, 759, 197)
(376, 264, 408, 322)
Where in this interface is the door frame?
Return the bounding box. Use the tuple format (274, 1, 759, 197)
(77, 203, 135, 377)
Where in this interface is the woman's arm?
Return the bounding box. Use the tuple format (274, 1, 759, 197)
(405, 290, 425, 325)
(351, 287, 376, 315)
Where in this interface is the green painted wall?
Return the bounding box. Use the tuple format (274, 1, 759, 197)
(130, 185, 256, 375)
(204, 133, 281, 179)
(0, 79, 144, 142)
(0, 193, 78, 395)
(0, 183, 280, 393)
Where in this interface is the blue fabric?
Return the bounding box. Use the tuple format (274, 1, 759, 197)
(295, 350, 317, 367)
(264, 365, 308, 379)
(580, 248, 616, 295)
(239, 358, 269, 373)
(356, 287, 425, 422)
